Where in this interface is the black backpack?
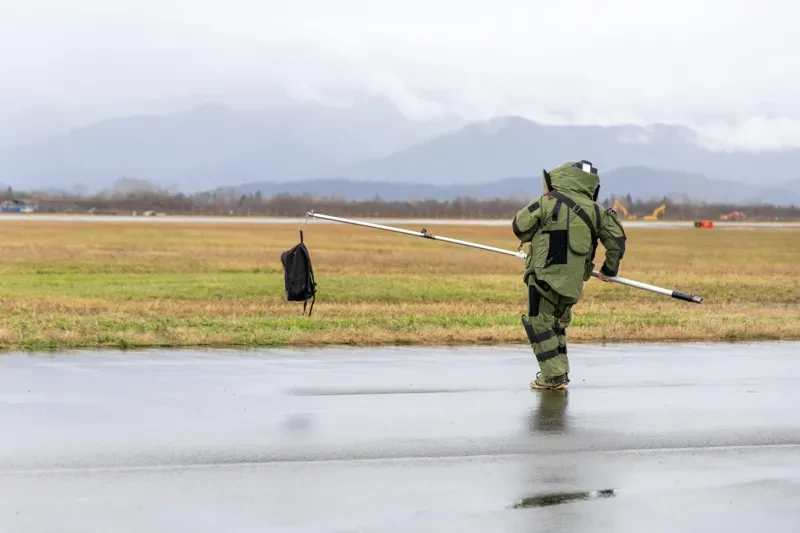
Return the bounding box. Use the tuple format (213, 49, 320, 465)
(280, 230, 317, 316)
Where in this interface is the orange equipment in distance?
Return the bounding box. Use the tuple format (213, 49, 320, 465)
(720, 211, 746, 221)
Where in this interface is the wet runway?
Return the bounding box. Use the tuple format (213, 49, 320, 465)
(2, 342, 800, 532)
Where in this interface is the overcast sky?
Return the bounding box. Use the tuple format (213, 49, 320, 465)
(1, 0, 796, 150)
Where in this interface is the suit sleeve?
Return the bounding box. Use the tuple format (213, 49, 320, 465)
(598, 208, 627, 277)
(512, 199, 543, 243)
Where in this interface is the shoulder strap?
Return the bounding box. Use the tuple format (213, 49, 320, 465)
(298, 243, 314, 277)
(591, 204, 602, 261)
(294, 238, 316, 317)
(303, 243, 316, 316)
(593, 204, 601, 232)
(550, 191, 597, 245)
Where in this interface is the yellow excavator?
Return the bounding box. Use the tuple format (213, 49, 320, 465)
(643, 204, 666, 221)
(610, 200, 666, 221)
(613, 200, 637, 220)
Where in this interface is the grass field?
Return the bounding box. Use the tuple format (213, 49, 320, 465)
(0, 220, 798, 350)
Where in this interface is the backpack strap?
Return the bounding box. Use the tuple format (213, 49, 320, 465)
(305, 293, 315, 316)
(550, 191, 597, 245)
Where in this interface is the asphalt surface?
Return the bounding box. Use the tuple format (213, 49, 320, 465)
(2, 342, 800, 532)
(2, 213, 800, 230)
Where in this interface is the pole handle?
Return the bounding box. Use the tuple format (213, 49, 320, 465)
(304, 211, 703, 304)
(672, 290, 703, 304)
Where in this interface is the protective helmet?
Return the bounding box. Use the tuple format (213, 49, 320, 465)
(570, 160, 597, 175)
(570, 160, 600, 200)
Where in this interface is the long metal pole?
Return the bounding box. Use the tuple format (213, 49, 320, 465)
(305, 211, 703, 304)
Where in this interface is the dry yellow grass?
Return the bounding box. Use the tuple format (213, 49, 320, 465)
(0, 219, 798, 350)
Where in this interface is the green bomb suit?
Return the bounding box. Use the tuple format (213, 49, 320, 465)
(512, 161, 627, 390)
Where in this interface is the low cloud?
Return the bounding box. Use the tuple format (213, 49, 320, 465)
(2, 0, 799, 150)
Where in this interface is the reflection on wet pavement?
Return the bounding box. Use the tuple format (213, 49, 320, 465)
(513, 489, 616, 508)
(2, 342, 800, 532)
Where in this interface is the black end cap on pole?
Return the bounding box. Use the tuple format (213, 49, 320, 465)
(672, 290, 703, 304)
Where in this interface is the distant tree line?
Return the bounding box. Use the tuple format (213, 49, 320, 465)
(5, 187, 800, 221)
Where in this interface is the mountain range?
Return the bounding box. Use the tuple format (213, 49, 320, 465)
(2, 97, 800, 205)
(332, 117, 800, 187)
(230, 168, 800, 205)
(0, 95, 458, 193)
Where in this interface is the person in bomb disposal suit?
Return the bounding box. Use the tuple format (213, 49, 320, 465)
(512, 160, 627, 390)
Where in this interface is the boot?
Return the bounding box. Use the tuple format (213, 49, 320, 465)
(530, 372, 569, 391)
